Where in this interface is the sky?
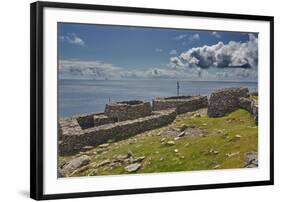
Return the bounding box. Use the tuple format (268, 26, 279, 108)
(58, 23, 258, 81)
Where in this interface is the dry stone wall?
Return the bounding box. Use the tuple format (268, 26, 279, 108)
(105, 101, 152, 121)
(152, 96, 208, 114)
(59, 109, 177, 155)
(207, 87, 249, 117)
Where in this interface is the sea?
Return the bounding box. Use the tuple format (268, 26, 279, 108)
(59, 79, 258, 118)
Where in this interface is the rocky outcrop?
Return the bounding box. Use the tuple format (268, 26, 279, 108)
(59, 109, 177, 155)
(59, 155, 90, 176)
(105, 100, 152, 122)
(207, 87, 249, 117)
(244, 151, 258, 168)
(152, 95, 208, 114)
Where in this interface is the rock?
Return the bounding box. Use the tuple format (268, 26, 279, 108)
(244, 152, 258, 168)
(226, 151, 240, 157)
(174, 149, 179, 153)
(98, 143, 110, 148)
(174, 137, 180, 141)
(125, 163, 141, 172)
(179, 124, 188, 132)
(166, 141, 175, 146)
(82, 146, 94, 151)
(97, 159, 111, 167)
(177, 131, 185, 137)
(208, 149, 219, 155)
(96, 148, 107, 154)
(61, 155, 90, 175)
(213, 165, 221, 169)
(58, 168, 65, 177)
(127, 148, 133, 158)
(238, 97, 253, 112)
(132, 156, 145, 163)
(115, 154, 128, 162)
(208, 87, 249, 117)
(160, 138, 166, 142)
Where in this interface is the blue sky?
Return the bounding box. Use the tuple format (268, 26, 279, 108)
(58, 23, 258, 81)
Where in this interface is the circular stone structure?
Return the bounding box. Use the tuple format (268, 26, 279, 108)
(104, 100, 152, 122)
(152, 95, 208, 114)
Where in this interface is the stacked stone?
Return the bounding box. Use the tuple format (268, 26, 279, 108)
(105, 100, 152, 121)
(59, 109, 177, 155)
(152, 95, 208, 114)
(207, 87, 249, 117)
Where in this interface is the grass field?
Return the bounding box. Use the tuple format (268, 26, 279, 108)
(59, 108, 258, 177)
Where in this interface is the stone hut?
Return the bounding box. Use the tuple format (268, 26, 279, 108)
(152, 95, 208, 114)
(104, 100, 152, 122)
(207, 87, 249, 117)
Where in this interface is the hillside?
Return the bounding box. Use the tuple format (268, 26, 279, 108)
(59, 108, 258, 177)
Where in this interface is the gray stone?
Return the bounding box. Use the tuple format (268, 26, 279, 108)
(98, 143, 110, 148)
(244, 152, 258, 168)
(125, 163, 141, 172)
(208, 87, 249, 117)
(105, 100, 152, 122)
(61, 155, 90, 175)
(166, 141, 175, 146)
(59, 108, 177, 155)
(152, 95, 208, 114)
(132, 156, 145, 163)
(97, 159, 111, 167)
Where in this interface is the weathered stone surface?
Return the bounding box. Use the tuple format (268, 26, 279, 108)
(105, 100, 151, 121)
(207, 87, 249, 117)
(152, 95, 208, 114)
(166, 141, 175, 146)
(59, 109, 177, 155)
(61, 155, 90, 175)
(132, 156, 145, 163)
(238, 97, 252, 112)
(251, 100, 258, 125)
(244, 151, 258, 168)
(125, 163, 141, 172)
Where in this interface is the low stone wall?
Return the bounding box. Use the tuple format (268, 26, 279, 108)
(207, 87, 249, 117)
(238, 97, 258, 125)
(59, 109, 177, 155)
(105, 100, 152, 122)
(62, 112, 117, 130)
(252, 102, 258, 125)
(152, 96, 208, 114)
(238, 97, 252, 112)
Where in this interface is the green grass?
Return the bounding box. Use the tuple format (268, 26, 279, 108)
(59, 108, 258, 177)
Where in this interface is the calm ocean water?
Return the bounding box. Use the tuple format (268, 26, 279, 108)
(59, 79, 258, 118)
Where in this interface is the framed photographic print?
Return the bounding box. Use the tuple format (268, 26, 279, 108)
(30, 1, 274, 200)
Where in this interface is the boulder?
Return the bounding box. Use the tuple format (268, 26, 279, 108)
(61, 155, 90, 175)
(208, 87, 249, 117)
(125, 163, 141, 172)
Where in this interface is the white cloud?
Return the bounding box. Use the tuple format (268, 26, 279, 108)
(59, 60, 121, 79)
(169, 49, 178, 55)
(59, 34, 258, 81)
(189, 33, 200, 42)
(60, 33, 85, 46)
(155, 48, 163, 52)
(211, 31, 221, 38)
(174, 34, 187, 40)
(177, 34, 258, 69)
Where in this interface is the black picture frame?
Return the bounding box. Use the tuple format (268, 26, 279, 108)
(30, 1, 274, 200)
